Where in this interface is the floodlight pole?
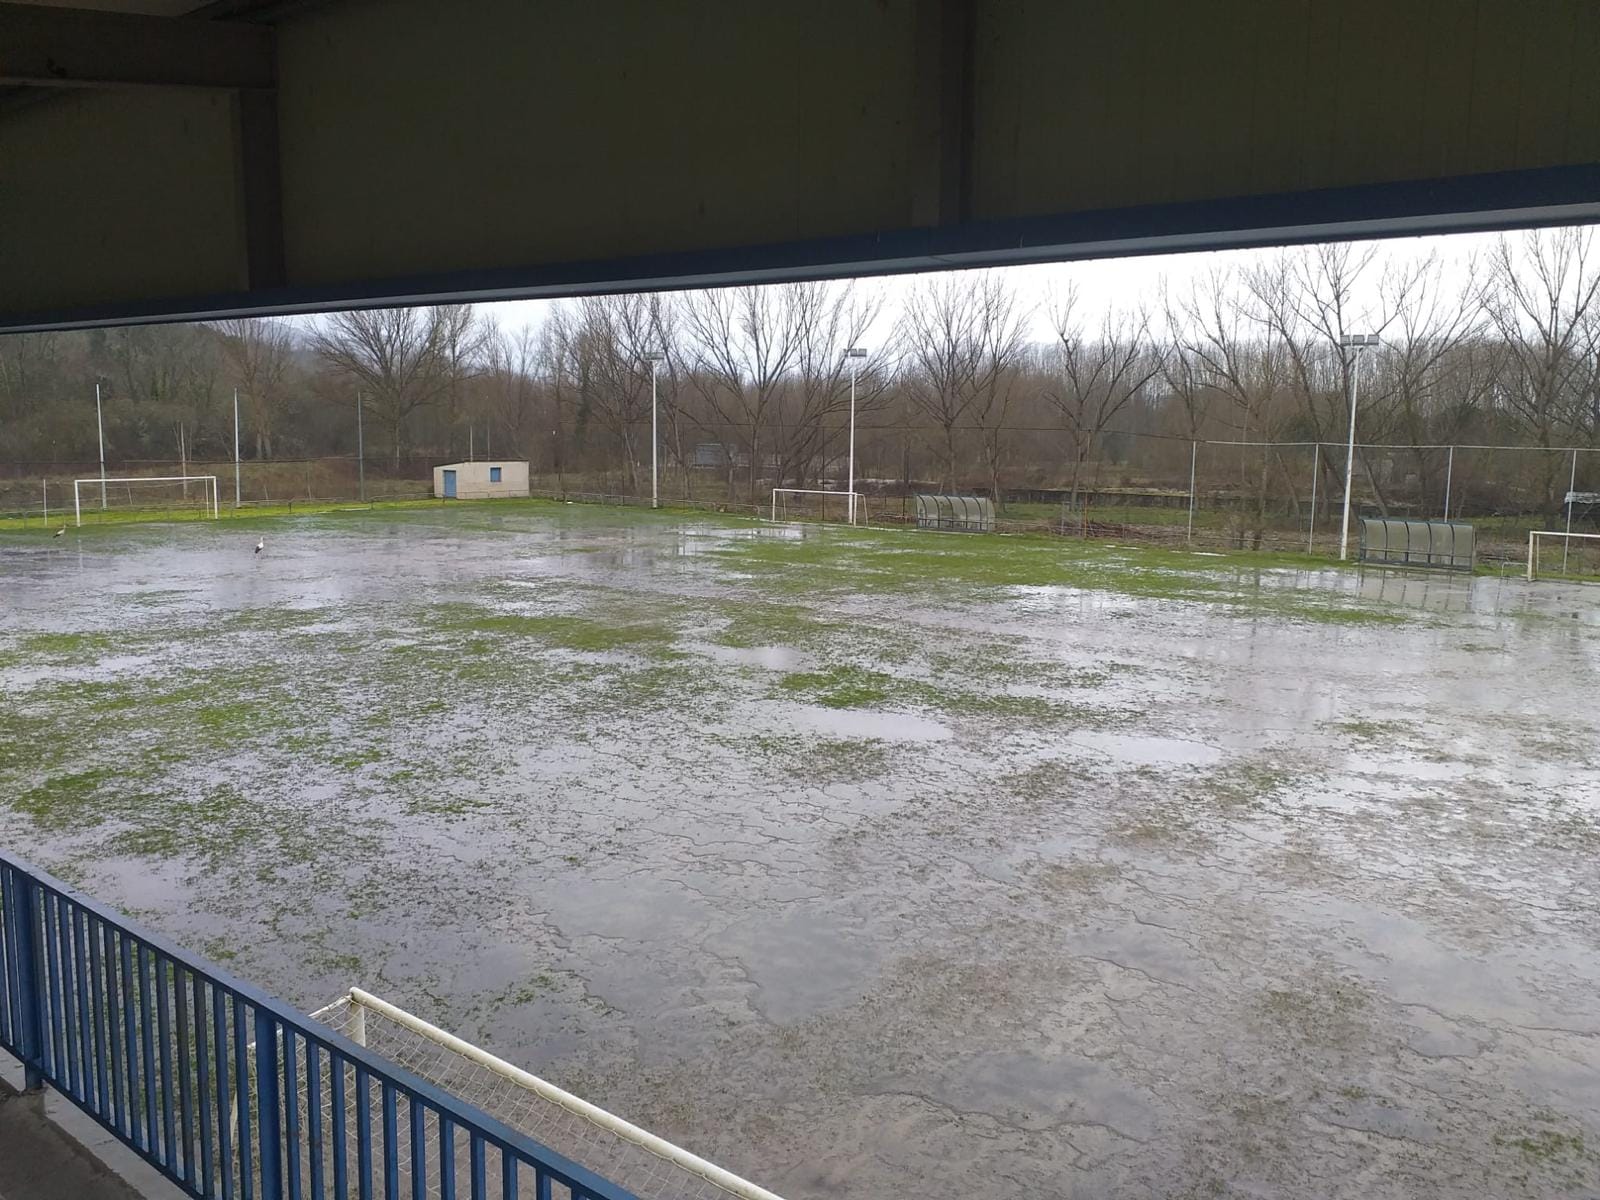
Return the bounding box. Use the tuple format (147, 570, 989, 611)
(1338, 334, 1380, 561)
(844, 347, 867, 525)
(233, 388, 241, 508)
(645, 352, 665, 509)
(95, 382, 107, 510)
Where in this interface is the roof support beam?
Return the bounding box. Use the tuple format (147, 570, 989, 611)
(0, 3, 274, 90)
(909, 0, 975, 229)
(232, 87, 285, 289)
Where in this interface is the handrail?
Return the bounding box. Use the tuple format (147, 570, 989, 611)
(0, 850, 638, 1200)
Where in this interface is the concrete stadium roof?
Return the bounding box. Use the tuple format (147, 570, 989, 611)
(2, 0, 1597, 331)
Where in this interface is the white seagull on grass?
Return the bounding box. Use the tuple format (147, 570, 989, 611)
(254, 538, 264, 555)
(52, 526, 65, 538)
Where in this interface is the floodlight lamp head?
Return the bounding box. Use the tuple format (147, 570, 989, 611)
(844, 347, 868, 359)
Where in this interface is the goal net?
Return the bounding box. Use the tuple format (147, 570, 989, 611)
(277, 988, 784, 1200)
(1526, 530, 1600, 581)
(769, 488, 865, 526)
(73, 475, 219, 526)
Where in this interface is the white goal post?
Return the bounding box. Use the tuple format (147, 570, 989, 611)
(73, 475, 220, 526)
(300, 986, 787, 1200)
(1526, 529, 1600, 580)
(770, 487, 866, 526)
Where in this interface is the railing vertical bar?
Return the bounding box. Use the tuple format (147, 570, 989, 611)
(44, 892, 67, 1086)
(307, 1039, 325, 1200)
(330, 1052, 348, 1200)
(285, 1027, 303, 1200)
(213, 987, 235, 1200)
(534, 1168, 550, 1200)
(0, 871, 12, 1050)
(355, 1066, 373, 1200)
(194, 973, 216, 1195)
(156, 950, 178, 1169)
(138, 943, 159, 1157)
(409, 1098, 426, 1200)
(105, 923, 126, 1136)
(255, 1010, 283, 1200)
(62, 893, 85, 1099)
(0, 867, 16, 1051)
(469, 1135, 486, 1200)
(438, 1121, 455, 1200)
(501, 1152, 516, 1200)
(381, 1083, 398, 1200)
(118, 932, 142, 1149)
(15, 871, 45, 1091)
(72, 906, 95, 1111)
(175, 964, 197, 1188)
(51, 893, 77, 1098)
(89, 915, 112, 1122)
(235, 996, 256, 1200)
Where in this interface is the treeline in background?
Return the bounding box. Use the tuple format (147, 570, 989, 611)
(4, 229, 1600, 552)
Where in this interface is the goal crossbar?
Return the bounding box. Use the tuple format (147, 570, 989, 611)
(74, 475, 220, 526)
(304, 986, 787, 1200)
(770, 487, 865, 525)
(1526, 529, 1600, 580)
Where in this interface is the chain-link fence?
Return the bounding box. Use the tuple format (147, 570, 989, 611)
(4, 439, 1597, 568)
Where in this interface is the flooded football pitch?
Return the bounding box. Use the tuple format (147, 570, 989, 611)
(2, 502, 1597, 1198)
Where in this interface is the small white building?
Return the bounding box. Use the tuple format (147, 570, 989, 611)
(432, 461, 530, 500)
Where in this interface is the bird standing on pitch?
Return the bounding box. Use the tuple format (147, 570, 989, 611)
(52, 526, 65, 538)
(254, 538, 264, 555)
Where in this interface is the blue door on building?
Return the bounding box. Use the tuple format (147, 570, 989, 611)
(442, 469, 457, 498)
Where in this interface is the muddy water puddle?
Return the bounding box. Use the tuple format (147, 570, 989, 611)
(2, 505, 1598, 1199)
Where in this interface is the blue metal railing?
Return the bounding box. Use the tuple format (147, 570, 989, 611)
(0, 852, 637, 1200)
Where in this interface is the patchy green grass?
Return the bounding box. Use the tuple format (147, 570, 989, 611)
(779, 666, 895, 708)
(20, 631, 116, 658)
(707, 524, 1407, 627)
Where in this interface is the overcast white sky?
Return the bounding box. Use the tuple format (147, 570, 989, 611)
(476, 229, 1510, 346)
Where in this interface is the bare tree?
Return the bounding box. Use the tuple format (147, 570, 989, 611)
(1047, 286, 1162, 507)
(480, 321, 543, 462)
(1378, 254, 1491, 501)
(1481, 229, 1600, 503)
(213, 317, 295, 459)
(682, 285, 807, 502)
(899, 272, 1026, 493)
(312, 306, 480, 468)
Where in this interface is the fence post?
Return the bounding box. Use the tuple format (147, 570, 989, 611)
(4, 866, 46, 1089)
(1442, 445, 1454, 520)
(1563, 448, 1578, 573)
(1186, 441, 1197, 545)
(1307, 444, 1319, 554)
(254, 1010, 284, 1200)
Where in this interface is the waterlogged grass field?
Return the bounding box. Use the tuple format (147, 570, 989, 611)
(2, 500, 1598, 1199)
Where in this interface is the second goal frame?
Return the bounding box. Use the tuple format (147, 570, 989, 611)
(770, 487, 866, 526)
(73, 475, 221, 526)
(1526, 529, 1600, 580)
